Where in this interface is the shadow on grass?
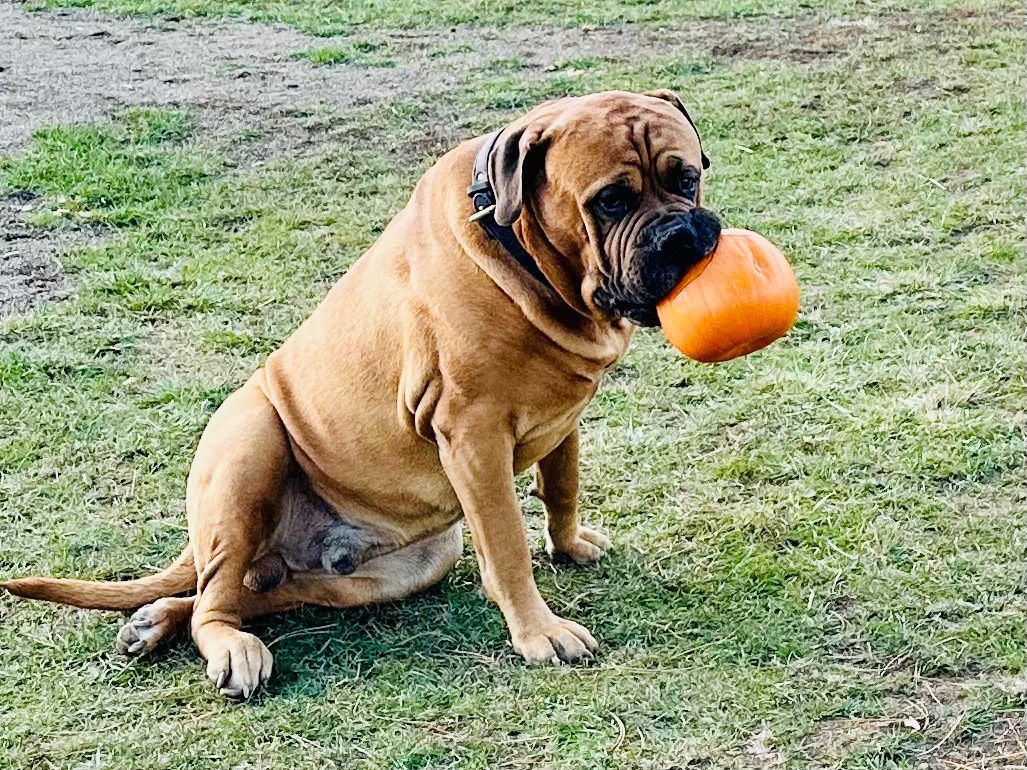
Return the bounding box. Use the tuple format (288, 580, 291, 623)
(118, 543, 833, 701)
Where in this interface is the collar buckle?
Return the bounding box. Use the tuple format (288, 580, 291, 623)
(466, 130, 552, 289)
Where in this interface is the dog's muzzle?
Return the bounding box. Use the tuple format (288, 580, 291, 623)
(596, 207, 722, 327)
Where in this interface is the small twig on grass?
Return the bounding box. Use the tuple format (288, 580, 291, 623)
(611, 713, 626, 751)
(188, 708, 223, 723)
(286, 733, 324, 751)
(923, 679, 944, 706)
(917, 173, 946, 191)
(826, 540, 858, 560)
(267, 622, 338, 648)
(918, 709, 966, 757)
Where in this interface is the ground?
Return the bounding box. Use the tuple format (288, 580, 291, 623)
(0, 0, 1024, 767)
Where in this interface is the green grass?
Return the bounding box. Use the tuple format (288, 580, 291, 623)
(26, 0, 1023, 34)
(2, 108, 218, 228)
(292, 40, 396, 67)
(1, 4, 1025, 770)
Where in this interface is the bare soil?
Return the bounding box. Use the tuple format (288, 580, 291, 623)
(5, 5, 1017, 156)
(0, 3, 1018, 314)
(0, 191, 75, 314)
(801, 675, 1027, 770)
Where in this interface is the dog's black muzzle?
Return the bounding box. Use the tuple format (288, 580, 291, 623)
(597, 207, 722, 327)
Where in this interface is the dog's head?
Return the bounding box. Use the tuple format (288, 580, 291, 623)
(489, 90, 721, 327)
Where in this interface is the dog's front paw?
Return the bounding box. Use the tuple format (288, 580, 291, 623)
(204, 630, 273, 700)
(512, 614, 598, 665)
(546, 526, 611, 564)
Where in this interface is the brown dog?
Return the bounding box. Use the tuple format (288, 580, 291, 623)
(2, 90, 721, 700)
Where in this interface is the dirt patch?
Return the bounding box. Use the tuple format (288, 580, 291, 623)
(800, 675, 1027, 769)
(1, 4, 350, 158)
(936, 714, 1027, 770)
(0, 4, 1015, 314)
(708, 7, 1022, 62)
(0, 191, 78, 314)
(0, 6, 707, 159)
(4, 5, 1015, 157)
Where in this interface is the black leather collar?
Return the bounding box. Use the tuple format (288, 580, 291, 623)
(466, 129, 552, 289)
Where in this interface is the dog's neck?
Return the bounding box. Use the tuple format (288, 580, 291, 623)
(450, 161, 632, 367)
(511, 216, 593, 317)
(476, 234, 633, 366)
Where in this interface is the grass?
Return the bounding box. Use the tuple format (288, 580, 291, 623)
(291, 40, 396, 67)
(25, 0, 1022, 34)
(1, 2, 1024, 769)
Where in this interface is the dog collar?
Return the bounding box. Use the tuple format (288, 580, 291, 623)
(467, 129, 553, 289)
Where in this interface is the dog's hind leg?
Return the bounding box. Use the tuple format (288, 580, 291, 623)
(115, 524, 462, 659)
(535, 428, 610, 564)
(234, 522, 463, 617)
(185, 372, 291, 700)
(116, 595, 194, 656)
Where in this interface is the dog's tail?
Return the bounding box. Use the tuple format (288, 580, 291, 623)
(1, 547, 196, 610)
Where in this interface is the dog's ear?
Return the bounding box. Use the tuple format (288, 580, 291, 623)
(645, 89, 710, 170)
(489, 121, 549, 227)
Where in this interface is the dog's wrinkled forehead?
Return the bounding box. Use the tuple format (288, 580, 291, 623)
(543, 91, 708, 194)
(488, 90, 707, 227)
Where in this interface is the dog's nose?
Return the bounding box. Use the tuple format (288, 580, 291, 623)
(645, 208, 721, 262)
(688, 208, 722, 256)
(639, 208, 722, 296)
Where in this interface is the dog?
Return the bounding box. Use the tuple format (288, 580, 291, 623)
(2, 90, 721, 700)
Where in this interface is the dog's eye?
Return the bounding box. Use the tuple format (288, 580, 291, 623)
(593, 185, 634, 220)
(677, 175, 699, 200)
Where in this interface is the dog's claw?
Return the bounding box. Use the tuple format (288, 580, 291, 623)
(513, 614, 599, 665)
(546, 525, 611, 565)
(204, 630, 273, 701)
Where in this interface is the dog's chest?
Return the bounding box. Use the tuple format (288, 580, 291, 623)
(508, 334, 628, 471)
(511, 387, 597, 473)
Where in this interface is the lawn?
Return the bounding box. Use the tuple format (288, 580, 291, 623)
(0, 1, 1024, 768)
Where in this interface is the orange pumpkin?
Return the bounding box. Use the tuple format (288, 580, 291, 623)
(657, 228, 799, 363)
